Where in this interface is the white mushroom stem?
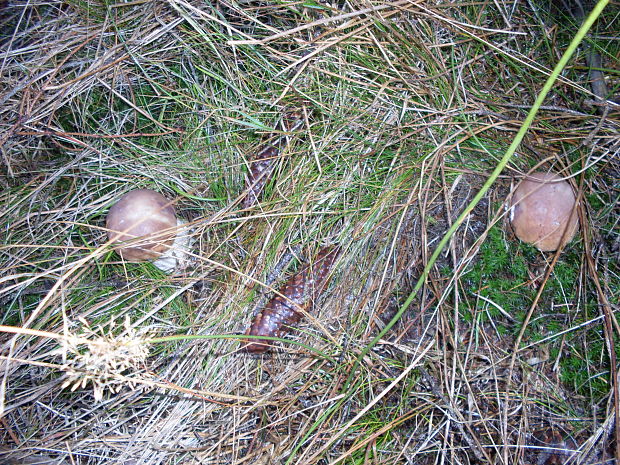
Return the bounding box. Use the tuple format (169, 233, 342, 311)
(152, 219, 195, 273)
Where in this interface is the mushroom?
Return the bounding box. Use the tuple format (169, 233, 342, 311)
(106, 189, 177, 261)
(509, 171, 579, 251)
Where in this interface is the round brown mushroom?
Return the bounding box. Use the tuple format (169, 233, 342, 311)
(106, 189, 177, 261)
(509, 171, 579, 251)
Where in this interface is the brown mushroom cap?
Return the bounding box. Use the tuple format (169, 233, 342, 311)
(106, 189, 177, 261)
(510, 171, 579, 252)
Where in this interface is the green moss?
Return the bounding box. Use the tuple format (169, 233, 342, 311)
(559, 336, 610, 399)
(462, 226, 534, 323)
(461, 221, 612, 401)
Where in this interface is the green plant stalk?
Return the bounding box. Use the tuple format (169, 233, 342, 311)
(149, 333, 337, 362)
(286, 0, 609, 462)
(350, 0, 608, 387)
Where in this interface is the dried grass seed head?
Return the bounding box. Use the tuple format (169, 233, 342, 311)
(61, 316, 151, 401)
(106, 189, 177, 261)
(509, 171, 579, 252)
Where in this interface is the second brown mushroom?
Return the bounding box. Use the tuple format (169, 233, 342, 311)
(509, 171, 579, 252)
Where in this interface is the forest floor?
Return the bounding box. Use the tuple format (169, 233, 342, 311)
(0, 0, 619, 463)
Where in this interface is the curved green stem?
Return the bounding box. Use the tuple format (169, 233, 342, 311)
(348, 0, 608, 388)
(286, 0, 609, 462)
